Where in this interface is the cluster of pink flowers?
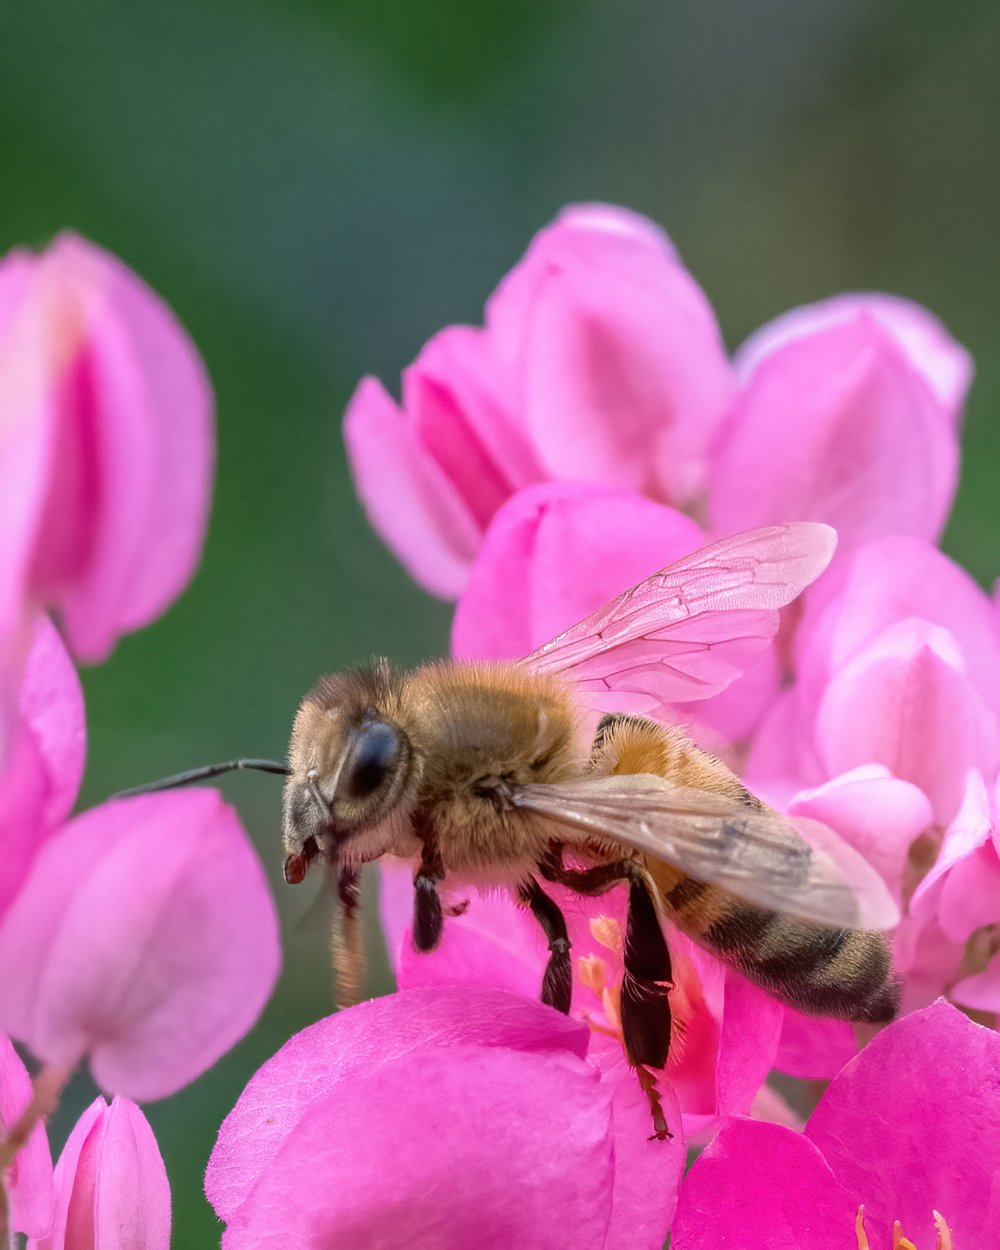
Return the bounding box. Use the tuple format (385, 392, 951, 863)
(0, 235, 278, 1245)
(1, 208, 998, 1248)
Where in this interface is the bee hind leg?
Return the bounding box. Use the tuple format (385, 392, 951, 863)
(622, 876, 674, 1141)
(518, 878, 572, 1014)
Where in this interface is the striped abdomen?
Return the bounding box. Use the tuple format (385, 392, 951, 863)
(649, 864, 899, 1023)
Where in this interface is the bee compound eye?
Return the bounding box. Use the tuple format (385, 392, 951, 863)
(344, 720, 404, 800)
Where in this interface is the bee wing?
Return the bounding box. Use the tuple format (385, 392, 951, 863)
(520, 523, 836, 710)
(512, 773, 899, 931)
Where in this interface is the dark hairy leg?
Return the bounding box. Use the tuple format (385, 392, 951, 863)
(331, 865, 365, 1009)
(412, 842, 444, 952)
(518, 878, 573, 1014)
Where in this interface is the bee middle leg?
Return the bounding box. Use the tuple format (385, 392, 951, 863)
(331, 865, 365, 1009)
(518, 878, 572, 1014)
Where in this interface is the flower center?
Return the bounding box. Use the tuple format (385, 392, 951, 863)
(856, 1205, 954, 1250)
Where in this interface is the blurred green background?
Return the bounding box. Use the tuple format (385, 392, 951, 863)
(2, 0, 998, 1243)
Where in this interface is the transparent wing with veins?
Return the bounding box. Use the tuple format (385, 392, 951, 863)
(512, 773, 899, 931)
(520, 522, 837, 712)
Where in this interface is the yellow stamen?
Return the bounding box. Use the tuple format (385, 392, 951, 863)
(893, 1220, 918, 1250)
(856, 1206, 955, 1250)
(933, 1211, 953, 1250)
(856, 1205, 870, 1250)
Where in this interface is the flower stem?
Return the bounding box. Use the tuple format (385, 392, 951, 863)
(0, 1061, 74, 1173)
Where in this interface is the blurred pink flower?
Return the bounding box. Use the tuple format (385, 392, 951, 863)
(28, 1095, 169, 1250)
(711, 297, 969, 548)
(670, 1000, 999, 1250)
(379, 863, 784, 1138)
(0, 616, 84, 921)
(344, 204, 732, 596)
(0, 232, 213, 735)
(452, 481, 783, 742)
(206, 986, 684, 1250)
(1, 1032, 54, 1240)
(0, 790, 280, 1100)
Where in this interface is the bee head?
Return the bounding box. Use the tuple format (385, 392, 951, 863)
(282, 660, 415, 878)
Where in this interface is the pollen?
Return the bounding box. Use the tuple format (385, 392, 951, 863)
(855, 1205, 954, 1250)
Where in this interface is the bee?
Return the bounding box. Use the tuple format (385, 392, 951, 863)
(121, 523, 899, 1138)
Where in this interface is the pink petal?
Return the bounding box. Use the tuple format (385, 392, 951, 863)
(789, 766, 932, 906)
(344, 323, 534, 599)
(490, 209, 731, 507)
(0, 234, 215, 662)
(0, 616, 85, 921)
(1, 1032, 54, 1239)
(671, 1118, 858, 1249)
(713, 973, 784, 1118)
(30, 1096, 169, 1250)
(952, 951, 1000, 1012)
(207, 987, 682, 1249)
(735, 293, 973, 420)
(0, 790, 280, 1100)
(711, 314, 958, 547)
(452, 481, 705, 660)
(807, 1000, 1000, 1250)
(814, 619, 1000, 824)
(797, 535, 1000, 717)
(774, 1008, 857, 1080)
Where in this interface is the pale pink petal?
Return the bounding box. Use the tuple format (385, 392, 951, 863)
(671, 1118, 858, 1249)
(0, 617, 85, 921)
(807, 1000, 1000, 1249)
(952, 951, 1000, 1012)
(892, 916, 965, 1015)
(750, 1083, 806, 1131)
(30, 1096, 169, 1250)
(487, 204, 731, 506)
(789, 766, 932, 905)
(12, 234, 214, 661)
(344, 376, 480, 596)
(796, 535, 1000, 716)
(452, 482, 705, 660)
(910, 770, 1000, 941)
(735, 293, 973, 420)
(1, 1032, 54, 1239)
(713, 973, 784, 1118)
(0, 790, 280, 1100)
(207, 987, 682, 1249)
(814, 620, 1000, 824)
(711, 315, 958, 546)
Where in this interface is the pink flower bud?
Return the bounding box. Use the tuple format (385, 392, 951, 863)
(0, 790, 280, 1100)
(1, 1033, 54, 1240)
(28, 1096, 169, 1250)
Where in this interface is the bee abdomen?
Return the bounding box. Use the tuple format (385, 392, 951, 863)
(658, 874, 899, 1023)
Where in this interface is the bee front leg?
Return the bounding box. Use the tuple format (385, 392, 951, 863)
(412, 843, 444, 952)
(518, 878, 572, 1015)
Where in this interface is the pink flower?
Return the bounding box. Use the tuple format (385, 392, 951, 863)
(205, 986, 684, 1249)
(0, 616, 85, 921)
(0, 232, 213, 728)
(1, 1032, 54, 1240)
(711, 297, 969, 548)
(28, 1095, 169, 1250)
(344, 204, 731, 596)
(670, 1000, 999, 1249)
(379, 864, 785, 1138)
(0, 790, 280, 1100)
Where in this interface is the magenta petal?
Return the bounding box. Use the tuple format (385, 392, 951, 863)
(208, 987, 681, 1248)
(774, 1008, 856, 1080)
(735, 293, 973, 420)
(31, 1096, 170, 1250)
(807, 1001, 1000, 1249)
(712, 315, 958, 546)
(713, 974, 784, 1117)
(1, 1033, 54, 1239)
(0, 616, 85, 921)
(671, 1118, 857, 1249)
(452, 481, 704, 660)
(0, 790, 280, 1099)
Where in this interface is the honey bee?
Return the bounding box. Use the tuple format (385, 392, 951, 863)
(122, 523, 899, 1137)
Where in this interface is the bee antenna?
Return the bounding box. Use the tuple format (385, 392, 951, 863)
(112, 758, 290, 799)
